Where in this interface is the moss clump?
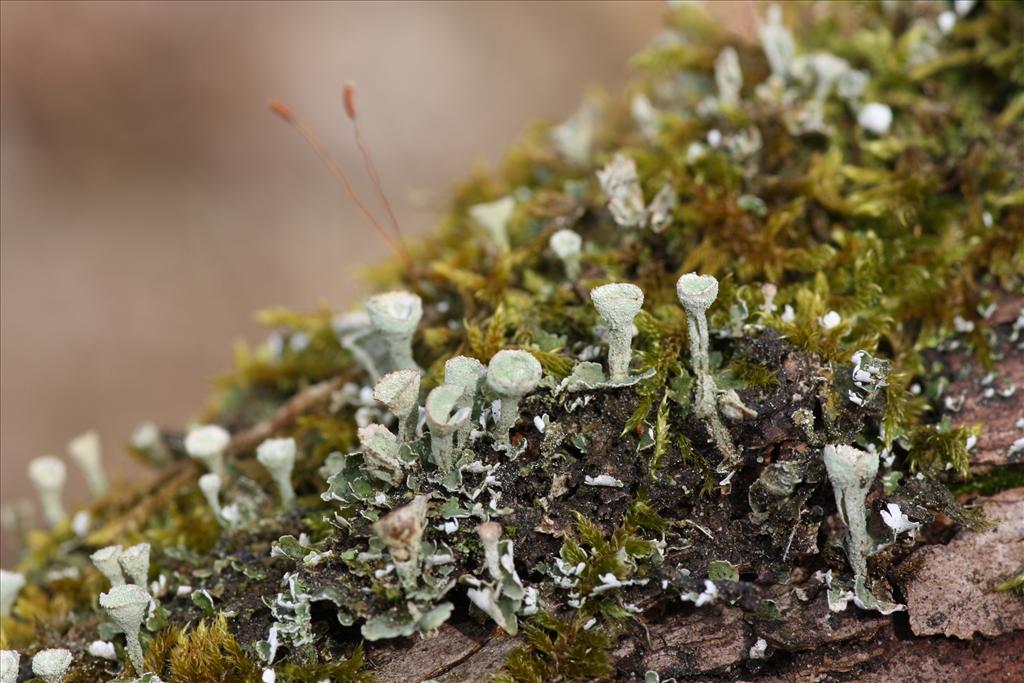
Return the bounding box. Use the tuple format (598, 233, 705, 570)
(3, 2, 1022, 681)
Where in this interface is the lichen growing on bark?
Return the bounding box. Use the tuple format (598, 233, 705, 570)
(2, 2, 1023, 682)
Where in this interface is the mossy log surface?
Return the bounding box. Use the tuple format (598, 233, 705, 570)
(2, 2, 1023, 682)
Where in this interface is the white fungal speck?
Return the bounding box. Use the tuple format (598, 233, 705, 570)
(686, 142, 707, 163)
(954, 0, 976, 17)
(71, 511, 91, 538)
(707, 129, 722, 147)
(262, 669, 277, 683)
(938, 11, 956, 34)
(818, 310, 842, 331)
(584, 474, 625, 488)
(781, 304, 796, 323)
(749, 637, 768, 659)
(87, 640, 117, 660)
(857, 103, 893, 135)
(953, 315, 975, 333)
(982, 211, 993, 228)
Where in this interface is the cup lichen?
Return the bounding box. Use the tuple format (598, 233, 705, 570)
(486, 350, 543, 446)
(99, 583, 151, 673)
(90, 545, 126, 587)
(443, 355, 486, 448)
(256, 437, 298, 509)
(425, 384, 471, 475)
(372, 496, 429, 589)
(365, 291, 423, 371)
(67, 429, 108, 498)
(184, 424, 231, 478)
(27, 455, 67, 528)
(591, 283, 644, 381)
(372, 369, 422, 442)
(0, 570, 25, 618)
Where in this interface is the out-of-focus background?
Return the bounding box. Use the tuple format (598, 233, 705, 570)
(1, 1, 757, 565)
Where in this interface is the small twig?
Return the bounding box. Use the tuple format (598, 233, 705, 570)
(226, 373, 351, 456)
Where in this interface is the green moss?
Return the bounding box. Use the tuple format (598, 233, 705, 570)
(5, 2, 1023, 679)
(495, 610, 615, 683)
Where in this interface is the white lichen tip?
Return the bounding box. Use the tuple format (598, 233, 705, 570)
(68, 429, 108, 498)
(90, 544, 126, 587)
(597, 153, 646, 228)
(487, 350, 543, 444)
(99, 584, 150, 673)
(425, 384, 471, 474)
(477, 521, 503, 581)
(28, 455, 67, 528)
(256, 437, 297, 509)
(373, 369, 422, 441)
(119, 543, 151, 586)
(758, 4, 795, 80)
(591, 283, 644, 381)
(715, 46, 743, 107)
(857, 102, 893, 136)
(1, 650, 20, 683)
(184, 424, 230, 477)
(469, 196, 516, 251)
(0, 569, 26, 618)
(31, 649, 72, 683)
(938, 10, 957, 34)
(365, 291, 423, 370)
(445, 355, 486, 448)
(675, 273, 719, 315)
(372, 495, 430, 588)
(549, 229, 583, 280)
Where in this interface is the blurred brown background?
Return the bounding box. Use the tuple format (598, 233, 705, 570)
(1, 1, 757, 565)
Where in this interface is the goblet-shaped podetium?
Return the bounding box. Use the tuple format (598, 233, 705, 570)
(365, 291, 423, 371)
(1, 650, 20, 683)
(444, 356, 487, 448)
(118, 543, 151, 586)
(372, 495, 430, 589)
(425, 384, 471, 475)
(373, 369, 421, 442)
(469, 196, 516, 252)
(184, 424, 230, 478)
(31, 649, 73, 683)
(0, 570, 26, 618)
(357, 424, 403, 483)
(675, 272, 719, 380)
(549, 229, 583, 281)
(256, 437, 297, 510)
(68, 429, 108, 498)
(28, 456, 67, 528)
(90, 545, 126, 587)
(823, 444, 879, 581)
(590, 283, 644, 381)
(99, 584, 151, 673)
(486, 350, 543, 446)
